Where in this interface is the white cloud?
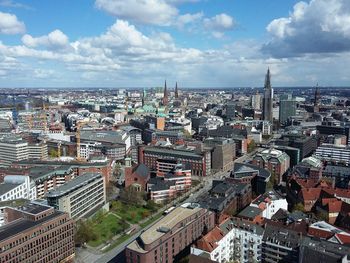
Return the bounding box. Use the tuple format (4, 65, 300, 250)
(95, 0, 178, 26)
(0, 11, 25, 34)
(203, 13, 235, 38)
(176, 12, 203, 28)
(22, 30, 69, 49)
(263, 0, 350, 57)
(0, 0, 32, 10)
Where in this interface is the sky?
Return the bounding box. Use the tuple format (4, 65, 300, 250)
(0, 0, 350, 88)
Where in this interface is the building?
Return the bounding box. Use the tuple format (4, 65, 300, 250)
(252, 148, 290, 185)
(0, 175, 36, 202)
(251, 93, 262, 110)
(162, 80, 168, 106)
(250, 191, 288, 220)
(204, 138, 235, 172)
(46, 173, 106, 219)
(0, 135, 29, 167)
(262, 222, 303, 263)
(140, 145, 211, 176)
(279, 99, 296, 124)
(275, 133, 317, 159)
(191, 217, 264, 263)
(315, 143, 350, 165)
(226, 102, 235, 120)
(263, 68, 273, 123)
(0, 200, 75, 263)
(199, 180, 252, 223)
(126, 204, 215, 263)
(125, 163, 150, 191)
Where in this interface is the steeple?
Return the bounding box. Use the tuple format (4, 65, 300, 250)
(265, 67, 271, 90)
(175, 82, 179, 99)
(162, 80, 168, 106)
(314, 83, 320, 107)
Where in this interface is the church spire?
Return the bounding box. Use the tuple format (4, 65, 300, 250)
(163, 80, 168, 106)
(265, 67, 271, 90)
(175, 82, 179, 99)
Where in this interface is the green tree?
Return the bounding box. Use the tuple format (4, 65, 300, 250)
(247, 140, 256, 153)
(74, 220, 97, 246)
(49, 149, 58, 158)
(293, 203, 305, 212)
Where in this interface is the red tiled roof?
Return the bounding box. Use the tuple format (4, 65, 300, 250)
(335, 233, 350, 245)
(196, 226, 225, 253)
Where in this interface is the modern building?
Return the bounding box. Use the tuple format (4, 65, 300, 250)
(191, 217, 264, 263)
(275, 133, 317, 159)
(0, 135, 29, 167)
(315, 143, 350, 165)
(0, 201, 75, 263)
(46, 172, 106, 219)
(263, 68, 273, 123)
(279, 99, 296, 124)
(226, 102, 235, 120)
(126, 204, 215, 263)
(0, 175, 36, 202)
(251, 93, 262, 110)
(204, 138, 235, 172)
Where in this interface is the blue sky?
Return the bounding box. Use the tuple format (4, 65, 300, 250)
(0, 0, 350, 88)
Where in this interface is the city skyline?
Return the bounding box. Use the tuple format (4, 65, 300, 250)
(0, 0, 350, 88)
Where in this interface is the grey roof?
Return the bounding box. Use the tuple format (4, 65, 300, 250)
(46, 173, 102, 198)
(233, 162, 270, 179)
(80, 130, 126, 144)
(144, 146, 203, 159)
(237, 206, 262, 219)
(263, 222, 302, 248)
(148, 178, 175, 191)
(300, 237, 350, 262)
(220, 217, 264, 236)
(0, 182, 20, 196)
(133, 164, 149, 178)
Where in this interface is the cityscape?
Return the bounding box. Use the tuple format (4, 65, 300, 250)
(1, 1, 350, 263)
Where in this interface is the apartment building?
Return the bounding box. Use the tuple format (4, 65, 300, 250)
(191, 217, 264, 263)
(46, 173, 105, 219)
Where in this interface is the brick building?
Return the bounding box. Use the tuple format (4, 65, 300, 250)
(0, 201, 75, 263)
(126, 204, 215, 263)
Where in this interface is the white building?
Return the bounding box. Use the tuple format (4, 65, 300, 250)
(0, 175, 36, 202)
(0, 135, 29, 167)
(250, 191, 288, 219)
(315, 143, 350, 165)
(191, 217, 264, 263)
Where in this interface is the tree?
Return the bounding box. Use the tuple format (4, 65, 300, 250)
(247, 140, 256, 153)
(119, 187, 145, 206)
(74, 220, 97, 246)
(49, 149, 58, 158)
(293, 203, 305, 212)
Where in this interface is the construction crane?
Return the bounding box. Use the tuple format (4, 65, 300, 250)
(75, 120, 89, 161)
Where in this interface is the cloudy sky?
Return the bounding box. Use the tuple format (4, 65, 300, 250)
(0, 0, 350, 88)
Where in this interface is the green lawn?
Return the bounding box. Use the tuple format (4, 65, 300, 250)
(111, 201, 155, 224)
(88, 213, 128, 247)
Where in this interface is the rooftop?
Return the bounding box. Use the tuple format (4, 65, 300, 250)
(127, 206, 203, 252)
(46, 173, 102, 198)
(0, 182, 20, 196)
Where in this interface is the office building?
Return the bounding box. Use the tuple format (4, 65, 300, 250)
(126, 204, 215, 263)
(204, 138, 235, 172)
(0, 135, 29, 167)
(279, 99, 296, 124)
(46, 173, 106, 219)
(263, 68, 273, 123)
(315, 143, 350, 165)
(0, 175, 36, 202)
(0, 201, 75, 263)
(251, 93, 262, 110)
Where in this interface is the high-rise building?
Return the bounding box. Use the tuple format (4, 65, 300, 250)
(262, 68, 273, 123)
(162, 80, 168, 106)
(279, 99, 296, 124)
(251, 92, 262, 110)
(226, 102, 235, 120)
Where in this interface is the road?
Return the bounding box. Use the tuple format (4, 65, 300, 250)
(76, 150, 261, 263)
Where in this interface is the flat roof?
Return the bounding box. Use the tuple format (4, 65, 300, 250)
(46, 173, 102, 198)
(127, 206, 202, 252)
